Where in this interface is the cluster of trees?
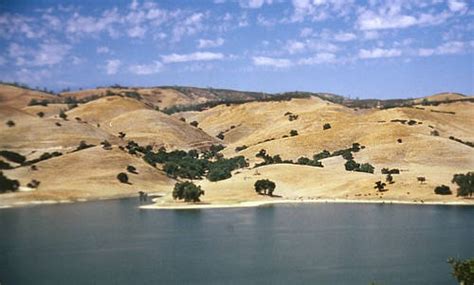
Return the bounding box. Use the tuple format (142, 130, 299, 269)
(172, 181, 205, 202)
(0, 171, 19, 193)
(254, 179, 276, 196)
(345, 160, 375, 173)
(447, 257, 474, 284)
(452, 172, 473, 197)
(449, 136, 474, 148)
(74, 141, 94, 152)
(0, 150, 26, 164)
(24, 151, 62, 165)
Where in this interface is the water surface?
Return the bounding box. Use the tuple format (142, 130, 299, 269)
(0, 199, 472, 284)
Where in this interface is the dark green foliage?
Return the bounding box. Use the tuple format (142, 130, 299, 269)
(127, 165, 138, 174)
(0, 160, 12, 169)
(172, 181, 204, 202)
(25, 152, 62, 165)
(75, 141, 94, 152)
(449, 136, 474, 148)
(447, 257, 474, 284)
(117, 172, 129, 184)
(190, 121, 199, 127)
(323, 123, 331, 130)
(235, 145, 248, 152)
(374, 181, 387, 192)
(6, 120, 15, 127)
(36, 111, 45, 118)
(101, 140, 112, 150)
(254, 179, 276, 196)
(357, 163, 375, 174)
(124, 91, 142, 100)
(0, 150, 26, 164)
(29, 99, 49, 106)
(202, 144, 225, 160)
(208, 156, 248, 182)
(313, 150, 331, 161)
(345, 160, 360, 171)
(407, 120, 417, 125)
(27, 179, 40, 188)
(452, 172, 474, 197)
(434, 185, 451, 195)
(290, 130, 298, 136)
(381, 168, 400, 174)
(0, 171, 20, 193)
(59, 109, 67, 120)
(341, 151, 353, 160)
(164, 157, 208, 179)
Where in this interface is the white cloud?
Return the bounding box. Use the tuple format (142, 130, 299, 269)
(299, 53, 336, 65)
(127, 25, 146, 38)
(334, 32, 356, 42)
(300, 27, 313, 37)
(418, 41, 467, 56)
(286, 40, 306, 54)
(358, 8, 452, 30)
(161, 52, 224, 63)
(447, 0, 467, 13)
(66, 8, 120, 37)
(172, 12, 205, 42)
(239, 0, 273, 9)
(358, 48, 402, 59)
(97, 46, 111, 54)
(129, 61, 163, 75)
(197, 38, 225, 48)
(253, 56, 292, 68)
(105, 59, 121, 75)
(32, 42, 71, 66)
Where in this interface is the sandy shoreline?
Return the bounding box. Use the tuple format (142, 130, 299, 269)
(139, 197, 474, 210)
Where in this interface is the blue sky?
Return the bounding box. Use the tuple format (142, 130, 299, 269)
(0, 0, 472, 99)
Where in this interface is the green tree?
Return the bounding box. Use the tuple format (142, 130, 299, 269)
(117, 172, 129, 184)
(0, 171, 20, 193)
(374, 181, 386, 192)
(452, 172, 474, 198)
(59, 109, 67, 120)
(6, 120, 15, 127)
(323, 123, 331, 130)
(290, 129, 298, 136)
(190, 121, 199, 127)
(345, 159, 360, 171)
(254, 179, 276, 196)
(434, 185, 452, 195)
(447, 257, 474, 285)
(172, 181, 204, 202)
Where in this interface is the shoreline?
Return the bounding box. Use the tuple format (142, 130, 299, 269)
(139, 197, 474, 210)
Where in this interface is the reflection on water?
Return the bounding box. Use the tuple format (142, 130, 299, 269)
(0, 199, 472, 285)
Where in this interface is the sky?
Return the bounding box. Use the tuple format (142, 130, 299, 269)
(0, 0, 472, 99)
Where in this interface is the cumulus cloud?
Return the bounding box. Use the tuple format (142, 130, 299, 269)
(172, 12, 205, 42)
(129, 61, 163, 75)
(197, 38, 224, 48)
(334, 32, 356, 42)
(127, 25, 146, 38)
(299, 53, 336, 65)
(358, 48, 402, 59)
(253, 56, 292, 68)
(66, 8, 120, 37)
(418, 41, 467, 57)
(32, 42, 71, 66)
(447, 0, 467, 13)
(162, 52, 224, 63)
(105, 59, 121, 75)
(239, 0, 273, 9)
(286, 40, 306, 54)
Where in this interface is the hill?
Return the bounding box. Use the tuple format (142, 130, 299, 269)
(0, 84, 59, 109)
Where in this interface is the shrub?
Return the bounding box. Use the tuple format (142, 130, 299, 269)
(313, 150, 331, 161)
(0, 150, 26, 164)
(290, 130, 298, 136)
(386, 174, 394, 184)
(216, 132, 225, 140)
(75, 141, 94, 151)
(190, 121, 199, 127)
(117, 172, 129, 184)
(397, 138, 403, 143)
(27, 179, 40, 188)
(235, 145, 248, 152)
(127, 165, 138, 174)
(172, 181, 204, 202)
(447, 257, 474, 285)
(381, 168, 400, 174)
(344, 160, 360, 171)
(254, 179, 276, 196)
(374, 181, 387, 192)
(55, 122, 61, 127)
(323, 123, 331, 130)
(6, 120, 15, 127)
(357, 163, 375, 174)
(434, 185, 452, 195)
(59, 110, 67, 120)
(430, 130, 440, 136)
(100, 140, 112, 150)
(37, 112, 45, 118)
(0, 171, 20, 193)
(0, 160, 12, 169)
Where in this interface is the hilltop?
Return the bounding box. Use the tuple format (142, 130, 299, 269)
(0, 83, 472, 208)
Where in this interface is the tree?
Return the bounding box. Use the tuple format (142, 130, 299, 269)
(452, 172, 474, 198)
(357, 163, 375, 174)
(172, 181, 204, 202)
(127, 165, 138, 174)
(36, 112, 45, 118)
(447, 257, 474, 285)
(101, 140, 112, 150)
(386, 174, 394, 184)
(0, 150, 26, 164)
(59, 110, 67, 120)
(345, 159, 360, 171)
(216, 132, 225, 140)
(374, 181, 386, 192)
(417, 177, 426, 184)
(118, 132, 126, 139)
(117, 172, 129, 184)
(434, 185, 452, 195)
(254, 179, 276, 196)
(6, 120, 15, 127)
(290, 130, 298, 136)
(323, 123, 331, 130)
(0, 171, 20, 193)
(190, 121, 199, 127)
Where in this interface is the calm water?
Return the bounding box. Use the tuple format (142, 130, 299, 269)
(0, 199, 472, 285)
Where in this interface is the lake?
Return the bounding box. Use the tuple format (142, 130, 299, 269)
(0, 199, 472, 284)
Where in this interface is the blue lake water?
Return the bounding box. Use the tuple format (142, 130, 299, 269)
(0, 198, 472, 284)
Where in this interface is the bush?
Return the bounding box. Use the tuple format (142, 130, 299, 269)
(117, 172, 129, 184)
(216, 132, 225, 140)
(75, 141, 94, 152)
(127, 165, 138, 174)
(0, 160, 12, 169)
(357, 163, 375, 174)
(27, 179, 40, 188)
(6, 120, 15, 127)
(323, 123, 331, 130)
(344, 160, 360, 171)
(0, 171, 20, 193)
(172, 181, 204, 202)
(190, 121, 199, 127)
(290, 130, 298, 136)
(434, 185, 452, 195)
(59, 110, 67, 120)
(313, 150, 331, 161)
(101, 140, 112, 150)
(0, 150, 26, 164)
(235, 145, 248, 152)
(254, 179, 276, 196)
(37, 112, 45, 118)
